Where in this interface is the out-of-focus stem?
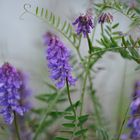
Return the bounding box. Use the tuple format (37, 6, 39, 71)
(14, 111, 21, 140)
(101, 23, 104, 35)
(117, 103, 130, 140)
(80, 71, 89, 116)
(87, 34, 93, 54)
(88, 73, 102, 126)
(33, 92, 61, 140)
(116, 61, 127, 133)
(66, 78, 76, 118)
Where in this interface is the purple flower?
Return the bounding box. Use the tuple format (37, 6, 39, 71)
(120, 134, 128, 140)
(124, 81, 140, 139)
(0, 62, 30, 124)
(98, 13, 113, 24)
(72, 13, 94, 37)
(130, 98, 140, 114)
(44, 32, 76, 89)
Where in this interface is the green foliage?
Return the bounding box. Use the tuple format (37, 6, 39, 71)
(53, 137, 69, 140)
(35, 7, 81, 48)
(95, 1, 140, 25)
(91, 20, 140, 64)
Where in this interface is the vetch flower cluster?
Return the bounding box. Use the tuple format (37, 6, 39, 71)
(128, 81, 140, 139)
(122, 81, 140, 139)
(98, 13, 113, 24)
(44, 32, 76, 89)
(0, 63, 30, 124)
(72, 13, 94, 37)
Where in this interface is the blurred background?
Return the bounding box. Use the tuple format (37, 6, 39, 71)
(0, 0, 140, 139)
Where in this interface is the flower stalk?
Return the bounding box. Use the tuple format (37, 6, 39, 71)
(14, 111, 21, 140)
(66, 77, 76, 118)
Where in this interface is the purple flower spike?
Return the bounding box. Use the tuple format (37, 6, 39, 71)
(0, 62, 30, 124)
(124, 81, 140, 139)
(72, 13, 94, 37)
(98, 13, 113, 24)
(44, 32, 76, 89)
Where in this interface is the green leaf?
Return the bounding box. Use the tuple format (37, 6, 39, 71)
(122, 37, 127, 47)
(31, 108, 45, 114)
(62, 123, 75, 128)
(74, 129, 88, 136)
(119, 48, 132, 59)
(129, 36, 135, 45)
(112, 23, 119, 29)
(60, 130, 73, 134)
(35, 93, 57, 102)
(36, 7, 39, 15)
(78, 115, 89, 124)
(33, 7, 81, 48)
(45, 9, 48, 18)
(96, 128, 109, 140)
(53, 137, 69, 140)
(65, 100, 80, 111)
(127, 47, 139, 58)
(110, 37, 118, 47)
(49, 111, 64, 117)
(41, 8, 44, 16)
(64, 115, 76, 121)
(106, 25, 111, 32)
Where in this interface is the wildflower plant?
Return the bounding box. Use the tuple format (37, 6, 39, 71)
(0, 62, 30, 140)
(2, 0, 140, 140)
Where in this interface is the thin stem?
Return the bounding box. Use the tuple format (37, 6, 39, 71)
(66, 78, 76, 118)
(101, 23, 104, 35)
(80, 71, 89, 116)
(88, 73, 101, 126)
(66, 78, 79, 140)
(90, 46, 140, 57)
(116, 61, 127, 133)
(33, 92, 61, 140)
(91, 20, 98, 43)
(117, 103, 130, 140)
(14, 111, 21, 140)
(87, 34, 93, 54)
(80, 34, 93, 115)
(76, 47, 83, 61)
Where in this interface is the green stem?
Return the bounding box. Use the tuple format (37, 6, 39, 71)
(14, 111, 21, 140)
(90, 46, 140, 57)
(80, 34, 93, 115)
(88, 73, 101, 126)
(91, 20, 97, 43)
(101, 23, 104, 35)
(116, 61, 127, 133)
(87, 34, 93, 54)
(66, 78, 80, 140)
(66, 78, 76, 118)
(76, 48, 83, 61)
(33, 92, 61, 140)
(80, 71, 89, 116)
(117, 103, 130, 140)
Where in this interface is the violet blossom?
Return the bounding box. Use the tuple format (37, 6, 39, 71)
(122, 81, 140, 139)
(98, 12, 113, 24)
(0, 62, 30, 124)
(72, 13, 94, 37)
(44, 32, 76, 89)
